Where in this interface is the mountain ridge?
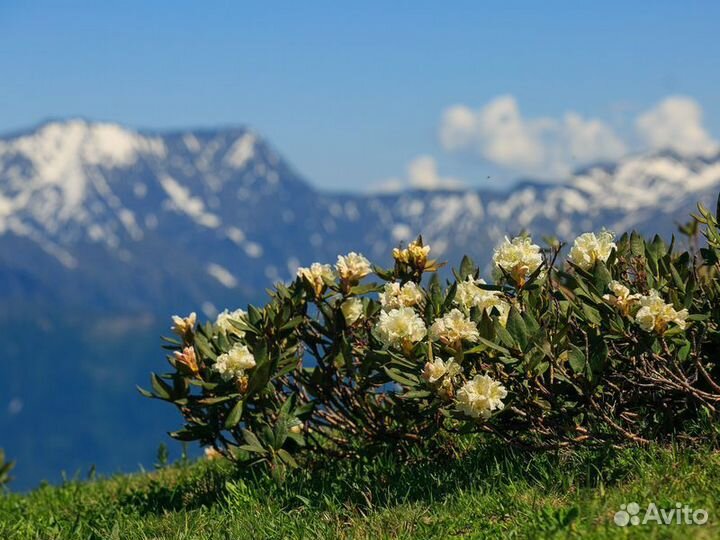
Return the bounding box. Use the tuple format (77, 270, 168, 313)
(3, 119, 720, 317)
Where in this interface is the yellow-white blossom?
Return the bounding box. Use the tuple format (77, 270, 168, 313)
(437, 377, 455, 400)
(336, 252, 372, 282)
(215, 308, 247, 337)
(603, 280, 641, 316)
(455, 277, 511, 326)
(379, 281, 424, 310)
(393, 239, 431, 266)
(455, 374, 507, 419)
(297, 262, 335, 295)
(492, 236, 544, 285)
(171, 312, 197, 337)
(341, 297, 364, 326)
(215, 343, 256, 381)
(635, 290, 689, 334)
(430, 309, 480, 346)
(568, 231, 616, 270)
(173, 346, 199, 376)
(422, 358, 461, 384)
(374, 307, 427, 349)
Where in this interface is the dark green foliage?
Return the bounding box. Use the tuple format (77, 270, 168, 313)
(142, 197, 720, 477)
(0, 450, 14, 487)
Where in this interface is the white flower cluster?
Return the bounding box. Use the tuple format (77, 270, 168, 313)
(378, 281, 424, 310)
(214, 343, 256, 381)
(422, 358, 460, 384)
(374, 307, 427, 349)
(423, 358, 461, 399)
(568, 231, 616, 270)
(456, 374, 507, 419)
(492, 236, 544, 284)
(336, 252, 372, 282)
(430, 309, 479, 346)
(215, 308, 247, 337)
(604, 281, 688, 334)
(341, 297, 364, 326)
(603, 281, 642, 316)
(297, 262, 335, 296)
(455, 277, 511, 326)
(635, 290, 689, 333)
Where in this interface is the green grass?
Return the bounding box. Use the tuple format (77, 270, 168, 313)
(1, 441, 719, 539)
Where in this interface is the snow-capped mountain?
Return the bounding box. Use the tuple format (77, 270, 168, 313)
(2, 119, 719, 320)
(2, 119, 720, 488)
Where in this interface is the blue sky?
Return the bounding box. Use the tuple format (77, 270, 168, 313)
(1, 1, 719, 190)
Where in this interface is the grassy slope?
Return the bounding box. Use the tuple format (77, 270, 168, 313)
(1, 442, 719, 539)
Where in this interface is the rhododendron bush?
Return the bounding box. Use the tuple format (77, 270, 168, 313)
(142, 198, 720, 476)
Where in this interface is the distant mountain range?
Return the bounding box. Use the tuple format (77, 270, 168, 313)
(2, 119, 719, 488)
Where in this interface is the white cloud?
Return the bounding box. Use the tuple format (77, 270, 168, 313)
(439, 95, 627, 179)
(206, 263, 238, 288)
(636, 96, 718, 156)
(374, 155, 465, 192)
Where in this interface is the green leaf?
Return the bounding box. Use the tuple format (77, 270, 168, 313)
(194, 334, 217, 361)
(383, 366, 419, 387)
(150, 374, 172, 400)
(521, 310, 541, 337)
(567, 347, 586, 376)
(349, 283, 384, 295)
(494, 322, 516, 349)
(224, 400, 245, 429)
(136, 385, 154, 399)
(169, 429, 198, 442)
(199, 394, 239, 406)
(169, 424, 212, 441)
(581, 304, 602, 326)
(373, 265, 395, 281)
(247, 305, 263, 325)
(442, 282, 458, 312)
(402, 390, 431, 399)
(630, 232, 645, 258)
(459, 255, 476, 281)
(678, 341, 692, 362)
(429, 273, 443, 311)
(465, 336, 510, 356)
(506, 307, 528, 349)
(277, 449, 298, 468)
(241, 429, 267, 455)
(280, 316, 304, 332)
(592, 262, 612, 293)
(245, 343, 271, 397)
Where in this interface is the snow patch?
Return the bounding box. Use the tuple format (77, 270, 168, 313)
(224, 133, 256, 169)
(159, 174, 221, 228)
(183, 134, 201, 152)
